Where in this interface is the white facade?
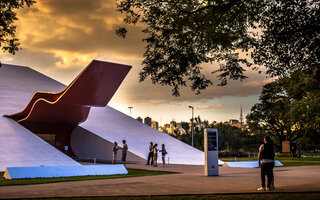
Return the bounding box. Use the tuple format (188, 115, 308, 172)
(0, 65, 79, 171)
(0, 63, 206, 171)
(73, 106, 205, 164)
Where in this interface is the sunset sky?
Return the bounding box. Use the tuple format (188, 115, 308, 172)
(0, 0, 271, 125)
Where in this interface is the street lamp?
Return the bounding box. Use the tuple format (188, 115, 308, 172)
(128, 106, 133, 117)
(189, 106, 194, 147)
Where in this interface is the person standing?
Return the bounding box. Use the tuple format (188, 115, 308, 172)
(153, 143, 158, 167)
(160, 144, 167, 167)
(112, 142, 119, 164)
(146, 142, 154, 165)
(257, 135, 275, 191)
(291, 145, 296, 159)
(121, 140, 128, 166)
(297, 146, 301, 159)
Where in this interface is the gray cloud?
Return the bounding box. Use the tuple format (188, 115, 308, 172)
(1, 48, 62, 69)
(115, 64, 271, 105)
(8, 0, 271, 109)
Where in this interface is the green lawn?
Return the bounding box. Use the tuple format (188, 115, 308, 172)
(221, 157, 320, 167)
(0, 169, 174, 186)
(14, 193, 320, 200)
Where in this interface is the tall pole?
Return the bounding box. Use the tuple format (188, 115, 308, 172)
(189, 106, 194, 147)
(240, 105, 243, 129)
(128, 106, 133, 117)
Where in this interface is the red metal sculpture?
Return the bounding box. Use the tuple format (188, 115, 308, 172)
(5, 60, 131, 156)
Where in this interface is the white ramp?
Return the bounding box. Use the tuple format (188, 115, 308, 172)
(0, 64, 79, 171)
(4, 164, 127, 179)
(0, 63, 209, 167)
(0, 118, 80, 171)
(224, 161, 283, 168)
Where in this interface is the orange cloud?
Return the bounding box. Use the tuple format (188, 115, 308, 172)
(194, 104, 223, 109)
(243, 78, 273, 87)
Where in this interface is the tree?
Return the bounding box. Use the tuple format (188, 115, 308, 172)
(116, 0, 261, 96)
(209, 123, 243, 151)
(241, 129, 266, 152)
(175, 119, 269, 152)
(0, 0, 35, 56)
(246, 81, 300, 148)
(283, 68, 320, 137)
(116, 0, 319, 96)
(247, 69, 320, 149)
(252, 0, 320, 78)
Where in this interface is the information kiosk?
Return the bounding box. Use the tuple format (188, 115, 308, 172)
(204, 128, 219, 176)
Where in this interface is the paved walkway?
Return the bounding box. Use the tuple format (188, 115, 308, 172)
(0, 164, 320, 199)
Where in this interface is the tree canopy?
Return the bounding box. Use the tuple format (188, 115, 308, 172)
(0, 0, 35, 56)
(246, 81, 297, 147)
(246, 68, 320, 148)
(252, 0, 320, 77)
(116, 0, 319, 96)
(283, 69, 320, 136)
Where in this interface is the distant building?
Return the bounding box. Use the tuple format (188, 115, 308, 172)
(170, 120, 176, 127)
(240, 106, 244, 129)
(162, 123, 172, 134)
(151, 121, 158, 130)
(159, 126, 168, 134)
(169, 120, 179, 135)
(235, 122, 243, 129)
(136, 117, 143, 123)
(229, 119, 239, 125)
(144, 117, 152, 126)
(171, 123, 184, 135)
(177, 127, 187, 135)
(211, 121, 217, 125)
(176, 123, 182, 129)
(164, 123, 170, 130)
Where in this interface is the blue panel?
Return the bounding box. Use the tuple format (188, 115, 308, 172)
(225, 161, 283, 168)
(5, 164, 128, 179)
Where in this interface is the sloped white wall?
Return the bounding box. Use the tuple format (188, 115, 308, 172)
(79, 107, 205, 165)
(71, 126, 145, 163)
(0, 63, 206, 171)
(0, 65, 79, 171)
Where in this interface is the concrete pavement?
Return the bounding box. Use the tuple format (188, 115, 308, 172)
(0, 164, 319, 199)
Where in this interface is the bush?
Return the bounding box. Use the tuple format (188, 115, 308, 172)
(219, 150, 248, 157)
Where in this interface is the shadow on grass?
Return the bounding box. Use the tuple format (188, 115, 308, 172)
(221, 157, 320, 167)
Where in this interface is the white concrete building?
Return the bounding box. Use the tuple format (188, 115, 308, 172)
(0, 63, 209, 171)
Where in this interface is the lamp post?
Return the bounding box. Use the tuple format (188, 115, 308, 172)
(189, 106, 194, 147)
(128, 106, 133, 117)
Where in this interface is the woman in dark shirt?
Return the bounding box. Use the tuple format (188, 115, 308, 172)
(258, 135, 275, 191)
(153, 143, 158, 167)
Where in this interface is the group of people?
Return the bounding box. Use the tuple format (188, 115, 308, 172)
(111, 140, 168, 167)
(111, 136, 273, 191)
(146, 142, 168, 167)
(112, 140, 128, 165)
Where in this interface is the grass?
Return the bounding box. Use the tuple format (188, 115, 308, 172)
(1, 157, 318, 186)
(220, 156, 320, 167)
(0, 169, 174, 187)
(221, 157, 320, 161)
(278, 161, 320, 167)
(13, 193, 320, 200)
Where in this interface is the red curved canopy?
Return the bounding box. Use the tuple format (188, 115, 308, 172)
(5, 60, 131, 155)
